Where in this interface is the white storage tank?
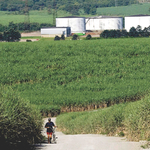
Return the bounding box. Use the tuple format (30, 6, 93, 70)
(125, 15, 150, 32)
(56, 16, 86, 33)
(86, 16, 123, 31)
(41, 27, 71, 37)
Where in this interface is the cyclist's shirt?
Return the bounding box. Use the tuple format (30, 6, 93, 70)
(45, 121, 55, 132)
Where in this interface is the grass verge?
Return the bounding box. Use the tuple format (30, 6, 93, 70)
(56, 94, 150, 141)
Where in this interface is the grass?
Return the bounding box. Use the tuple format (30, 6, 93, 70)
(1, 37, 150, 115)
(97, 3, 150, 17)
(56, 94, 150, 141)
(0, 3, 150, 26)
(0, 9, 71, 26)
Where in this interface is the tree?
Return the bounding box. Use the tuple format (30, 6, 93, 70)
(129, 27, 139, 37)
(3, 28, 21, 42)
(54, 35, 60, 41)
(0, 33, 3, 41)
(86, 34, 92, 40)
(61, 34, 65, 40)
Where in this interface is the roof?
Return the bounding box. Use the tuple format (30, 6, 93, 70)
(57, 16, 85, 18)
(86, 16, 123, 19)
(41, 27, 70, 29)
(126, 14, 150, 17)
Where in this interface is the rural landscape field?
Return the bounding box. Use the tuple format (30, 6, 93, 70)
(1, 37, 150, 143)
(1, 0, 150, 149)
(0, 3, 150, 26)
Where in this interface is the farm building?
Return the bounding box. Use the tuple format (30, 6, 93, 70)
(86, 16, 123, 31)
(125, 15, 150, 31)
(41, 27, 71, 37)
(56, 16, 86, 34)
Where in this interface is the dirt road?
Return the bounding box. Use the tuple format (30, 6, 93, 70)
(35, 118, 149, 150)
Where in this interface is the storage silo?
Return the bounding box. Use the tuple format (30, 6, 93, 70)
(86, 16, 123, 31)
(56, 16, 86, 33)
(125, 15, 150, 32)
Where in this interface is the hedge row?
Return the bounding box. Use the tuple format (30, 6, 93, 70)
(100, 25, 150, 38)
(0, 22, 53, 32)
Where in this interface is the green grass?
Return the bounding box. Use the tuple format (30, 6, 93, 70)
(0, 9, 71, 26)
(1, 38, 150, 114)
(56, 94, 150, 141)
(97, 3, 150, 17)
(1, 3, 150, 26)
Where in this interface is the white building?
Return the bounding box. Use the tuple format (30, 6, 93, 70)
(86, 16, 123, 31)
(56, 16, 86, 33)
(125, 15, 150, 32)
(41, 27, 71, 37)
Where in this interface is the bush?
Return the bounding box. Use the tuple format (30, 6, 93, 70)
(86, 34, 92, 40)
(26, 39, 32, 42)
(0, 33, 3, 41)
(3, 28, 21, 42)
(54, 35, 61, 41)
(129, 27, 139, 37)
(0, 86, 43, 150)
(72, 34, 79, 40)
(61, 34, 65, 40)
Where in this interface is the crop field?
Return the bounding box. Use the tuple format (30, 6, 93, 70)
(0, 9, 71, 26)
(1, 38, 150, 114)
(1, 3, 150, 26)
(97, 3, 150, 16)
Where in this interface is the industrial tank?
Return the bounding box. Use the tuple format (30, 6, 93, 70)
(125, 15, 150, 32)
(86, 16, 123, 31)
(41, 27, 71, 37)
(56, 16, 86, 33)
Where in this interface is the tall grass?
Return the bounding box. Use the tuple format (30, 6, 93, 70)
(0, 86, 44, 149)
(56, 95, 150, 141)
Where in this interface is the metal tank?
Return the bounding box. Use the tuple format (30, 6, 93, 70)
(125, 15, 150, 32)
(86, 16, 123, 31)
(56, 16, 86, 33)
(41, 27, 71, 37)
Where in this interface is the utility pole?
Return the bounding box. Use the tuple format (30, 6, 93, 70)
(53, 0, 57, 26)
(24, 0, 30, 30)
(115, 0, 118, 7)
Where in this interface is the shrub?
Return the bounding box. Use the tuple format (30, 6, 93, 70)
(0, 32, 3, 41)
(26, 39, 32, 42)
(0, 86, 43, 150)
(86, 34, 92, 40)
(61, 34, 65, 40)
(3, 28, 21, 42)
(129, 27, 139, 37)
(54, 35, 60, 41)
(72, 34, 79, 40)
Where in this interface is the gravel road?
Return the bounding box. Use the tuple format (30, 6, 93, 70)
(35, 118, 148, 150)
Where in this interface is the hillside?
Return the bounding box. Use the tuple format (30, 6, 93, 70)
(97, 3, 150, 16)
(0, 3, 150, 26)
(1, 38, 150, 116)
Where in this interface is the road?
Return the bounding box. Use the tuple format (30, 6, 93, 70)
(35, 118, 149, 150)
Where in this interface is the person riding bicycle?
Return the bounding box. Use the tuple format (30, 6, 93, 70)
(45, 118, 56, 144)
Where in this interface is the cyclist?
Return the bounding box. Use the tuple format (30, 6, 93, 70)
(45, 118, 56, 144)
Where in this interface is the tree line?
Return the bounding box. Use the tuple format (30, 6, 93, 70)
(0, 0, 138, 15)
(0, 21, 53, 42)
(0, 21, 53, 32)
(100, 25, 150, 38)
